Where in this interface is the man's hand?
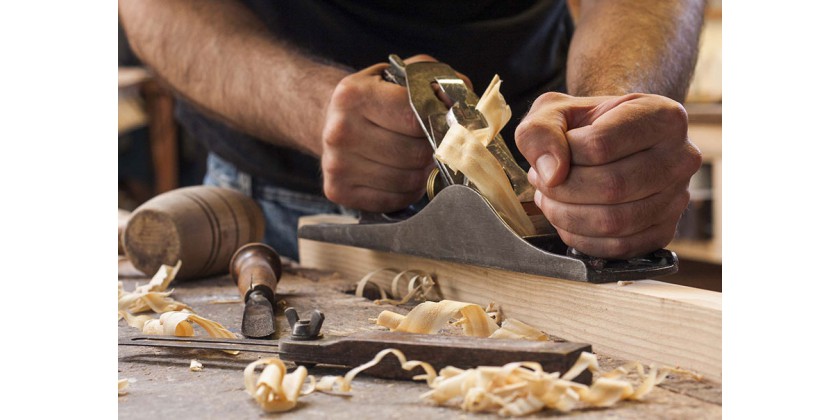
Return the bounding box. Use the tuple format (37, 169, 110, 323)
(320, 55, 452, 213)
(515, 93, 702, 259)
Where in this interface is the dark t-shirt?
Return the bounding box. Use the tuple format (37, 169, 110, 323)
(176, 0, 574, 195)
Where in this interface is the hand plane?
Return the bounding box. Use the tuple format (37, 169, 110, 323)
(298, 55, 678, 282)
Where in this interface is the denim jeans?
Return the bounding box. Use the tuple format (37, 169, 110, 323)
(203, 153, 353, 261)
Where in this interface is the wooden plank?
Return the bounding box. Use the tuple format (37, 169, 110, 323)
(298, 215, 721, 382)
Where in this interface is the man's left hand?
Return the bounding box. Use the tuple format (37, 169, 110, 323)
(515, 93, 702, 259)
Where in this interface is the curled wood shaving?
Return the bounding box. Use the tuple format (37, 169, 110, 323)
(419, 351, 684, 416)
(146, 311, 236, 339)
(119, 309, 237, 343)
(244, 358, 310, 413)
(355, 268, 437, 305)
(118, 261, 192, 314)
(489, 319, 549, 341)
(314, 348, 437, 394)
(138, 260, 182, 293)
(376, 299, 548, 341)
(118, 378, 130, 395)
(377, 300, 498, 337)
(485, 302, 505, 324)
(434, 76, 536, 237)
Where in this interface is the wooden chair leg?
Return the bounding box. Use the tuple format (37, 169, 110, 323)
(142, 80, 179, 194)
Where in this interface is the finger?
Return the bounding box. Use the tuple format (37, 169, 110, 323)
(322, 100, 433, 169)
(556, 216, 682, 259)
(332, 63, 425, 137)
(515, 93, 577, 186)
(566, 94, 689, 166)
(534, 142, 696, 205)
(534, 183, 690, 238)
(343, 117, 434, 169)
(363, 81, 426, 137)
(346, 156, 432, 194)
(330, 184, 426, 213)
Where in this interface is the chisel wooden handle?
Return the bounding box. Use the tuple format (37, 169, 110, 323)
(229, 243, 282, 301)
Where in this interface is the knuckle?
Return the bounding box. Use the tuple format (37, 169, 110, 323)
(531, 91, 569, 109)
(686, 143, 703, 172)
(605, 239, 635, 259)
(672, 142, 703, 181)
(410, 54, 437, 63)
(595, 208, 625, 236)
(320, 152, 345, 177)
(540, 200, 565, 229)
(600, 171, 627, 203)
(403, 110, 423, 135)
(331, 78, 363, 109)
(584, 131, 612, 165)
(322, 118, 352, 148)
(660, 98, 689, 133)
(515, 118, 554, 150)
(322, 180, 346, 204)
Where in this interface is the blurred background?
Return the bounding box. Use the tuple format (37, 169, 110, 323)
(118, 0, 722, 290)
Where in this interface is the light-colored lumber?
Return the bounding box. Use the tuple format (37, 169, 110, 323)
(298, 215, 721, 382)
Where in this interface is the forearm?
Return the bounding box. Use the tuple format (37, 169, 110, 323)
(118, 0, 347, 155)
(567, 0, 705, 101)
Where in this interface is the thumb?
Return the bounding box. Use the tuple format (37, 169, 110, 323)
(514, 94, 575, 187)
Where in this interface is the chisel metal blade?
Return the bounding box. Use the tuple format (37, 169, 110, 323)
(241, 291, 276, 338)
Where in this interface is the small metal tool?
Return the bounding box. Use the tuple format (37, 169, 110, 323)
(119, 331, 593, 385)
(230, 243, 283, 338)
(284, 307, 325, 340)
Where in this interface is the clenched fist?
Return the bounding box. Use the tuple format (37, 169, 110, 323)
(320, 56, 440, 213)
(515, 93, 702, 259)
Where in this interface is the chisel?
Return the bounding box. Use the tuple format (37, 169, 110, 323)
(229, 243, 283, 338)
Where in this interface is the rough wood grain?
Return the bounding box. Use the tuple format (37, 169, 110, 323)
(298, 215, 722, 382)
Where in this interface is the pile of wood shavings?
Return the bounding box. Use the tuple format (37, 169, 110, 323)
(309, 348, 692, 417)
(117, 261, 237, 343)
(118, 261, 191, 314)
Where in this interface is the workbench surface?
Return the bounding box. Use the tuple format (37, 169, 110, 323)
(118, 259, 722, 419)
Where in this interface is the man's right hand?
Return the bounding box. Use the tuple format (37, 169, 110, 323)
(320, 56, 439, 213)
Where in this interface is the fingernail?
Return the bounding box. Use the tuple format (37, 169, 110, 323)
(534, 190, 543, 207)
(528, 167, 539, 185)
(535, 155, 557, 183)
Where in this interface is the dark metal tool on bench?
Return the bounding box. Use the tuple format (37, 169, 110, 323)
(119, 334, 593, 385)
(298, 54, 678, 282)
(230, 243, 283, 338)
